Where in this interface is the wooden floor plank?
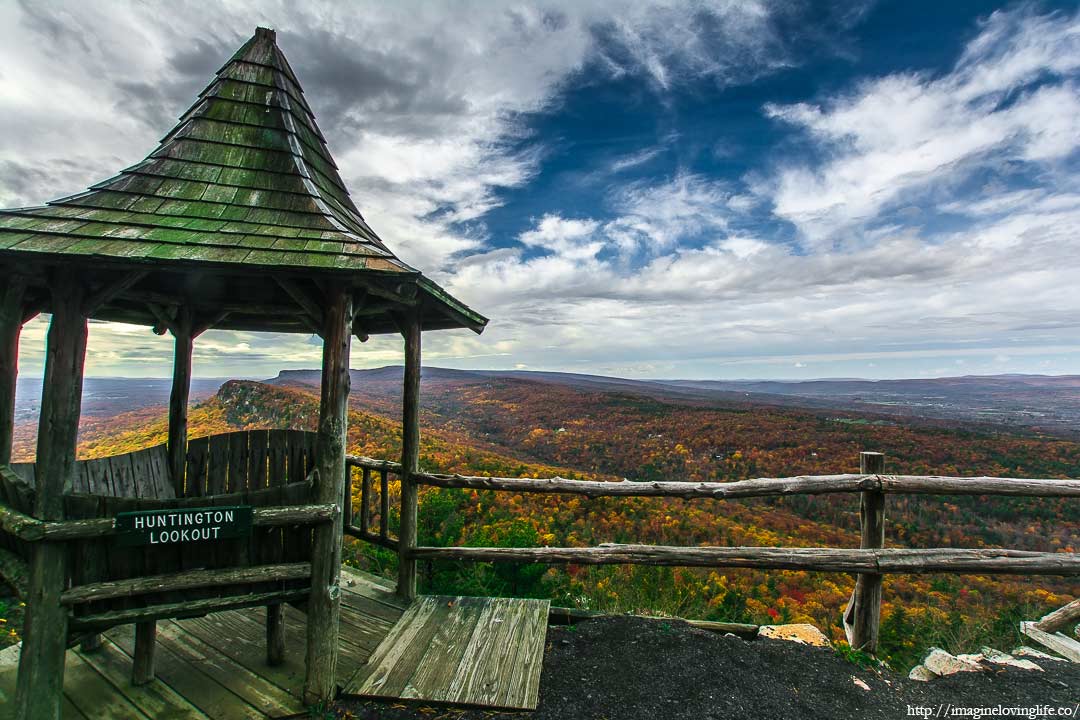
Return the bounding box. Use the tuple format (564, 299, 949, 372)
(277, 604, 376, 679)
(344, 595, 550, 711)
(445, 598, 526, 707)
(74, 638, 208, 719)
(0, 646, 88, 720)
(178, 611, 307, 699)
(340, 565, 397, 594)
(0, 567, 413, 719)
(107, 625, 266, 720)
(344, 595, 443, 696)
(340, 566, 407, 611)
(61, 652, 149, 720)
(154, 620, 302, 717)
(496, 595, 548, 708)
(335, 609, 398, 653)
(401, 597, 489, 702)
(339, 591, 409, 625)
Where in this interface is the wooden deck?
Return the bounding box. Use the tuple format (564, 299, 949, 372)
(344, 595, 550, 710)
(0, 567, 407, 719)
(0, 568, 552, 717)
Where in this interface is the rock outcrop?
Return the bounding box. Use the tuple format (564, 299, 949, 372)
(908, 645, 1062, 681)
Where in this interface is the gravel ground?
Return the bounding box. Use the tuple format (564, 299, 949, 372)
(330, 616, 1079, 720)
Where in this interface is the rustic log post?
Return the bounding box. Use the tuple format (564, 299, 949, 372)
(397, 310, 421, 601)
(132, 621, 156, 685)
(15, 271, 88, 720)
(302, 284, 351, 705)
(266, 602, 286, 666)
(850, 451, 885, 654)
(167, 308, 193, 496)
(0, 273, 29, 465)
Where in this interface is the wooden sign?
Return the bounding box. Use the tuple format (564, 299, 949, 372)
(115, 506, 253, 546)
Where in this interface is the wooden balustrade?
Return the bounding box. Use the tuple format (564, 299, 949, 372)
(341, 450, 1079, 657)
(344, 456, 399, 549)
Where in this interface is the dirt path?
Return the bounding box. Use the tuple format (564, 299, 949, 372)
(331, 616, 1079, 720)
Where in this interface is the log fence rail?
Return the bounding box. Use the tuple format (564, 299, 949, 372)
(345, 450, 1080, 655)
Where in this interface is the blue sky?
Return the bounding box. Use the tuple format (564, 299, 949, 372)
(1, 1, 1079, 380)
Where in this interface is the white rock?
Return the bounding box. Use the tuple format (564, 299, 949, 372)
(1014, 646, 1066, 662)
(980, 647, 1042, 671)
(908, 665, 936, 682)
(922, 647, 985, 676)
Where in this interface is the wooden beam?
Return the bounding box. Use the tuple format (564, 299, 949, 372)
(82, 270, 148, 315)
(347, 455, 402, 470)
(125, 289, 309, 317)
(0, 546, 29, 599)
(132, 621, 156, 685)
(879, 475, 1080, 497)
(357, 281, 419, 306)
(353, 301, 406, 317)
(303, 282, 351, 706)
(16, 269, 87, 720)
(146, 302, 179, 336)
(397, 310, 421, 601)
(275, 277, 325, 328)
(1036, 598, 1080, 634)
(168, 308, 193, 497)
(191, 308, 232, 338)
(266, 602, 286, 667)
(415, 472, 875, 498)
(0, 273, 28, 465)
(412, 471, 1080, 498)
(59, 562, 312, 605)
(850, 452, 885, 654)
(69, 588, 311, 631)
(411, 544, 1080, 574)
(1020, 621, 1080, 662)
(0, 501, 336, 543)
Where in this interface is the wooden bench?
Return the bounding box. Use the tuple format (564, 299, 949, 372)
(0, 429, 326, 686)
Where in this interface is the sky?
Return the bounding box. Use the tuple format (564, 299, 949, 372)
(1, 0, 1079, 380)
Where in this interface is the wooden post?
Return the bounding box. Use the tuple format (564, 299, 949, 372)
(132, 621, 156, 685)
(167, 309, 193, 496)
(302, 284, 351, 706)
(0, 274, 28, 465)
(397, 311, 420, 601)
(850, 451, 885, 654)
(16, 272, 88, 720)
(266, 602, 286, 666)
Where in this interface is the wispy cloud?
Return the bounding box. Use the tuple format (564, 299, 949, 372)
(3, 2, 1079, 380)
(762, 5, 1080, 246)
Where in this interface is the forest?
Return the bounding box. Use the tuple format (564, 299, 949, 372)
(6, 373, 1078, 671)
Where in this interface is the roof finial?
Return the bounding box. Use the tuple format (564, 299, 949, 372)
(255, 26, 276, 43)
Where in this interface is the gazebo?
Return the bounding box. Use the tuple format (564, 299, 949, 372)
(0, 27, 485, 718)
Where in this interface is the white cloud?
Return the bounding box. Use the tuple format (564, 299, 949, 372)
(764, 5, 1080, 246)
(4, 2, 1080, 381)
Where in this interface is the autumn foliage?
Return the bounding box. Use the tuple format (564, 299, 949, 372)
(10, 373, 1077, 670)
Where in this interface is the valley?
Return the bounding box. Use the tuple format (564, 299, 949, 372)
(8, 368, 1079, 670)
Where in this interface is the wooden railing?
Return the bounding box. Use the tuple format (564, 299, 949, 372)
(0, 427, 338, 675)
(344, 455, 401, 550)
(348, 451, 1079, 654)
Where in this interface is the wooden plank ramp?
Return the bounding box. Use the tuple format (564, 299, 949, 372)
(343, 595, 550, 711)
(0, 566, 406, 719)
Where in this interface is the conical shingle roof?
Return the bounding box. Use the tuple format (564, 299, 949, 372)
(0, 27, 486, 336)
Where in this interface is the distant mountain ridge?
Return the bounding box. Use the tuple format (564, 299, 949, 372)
(266, 367, 1080, 437)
